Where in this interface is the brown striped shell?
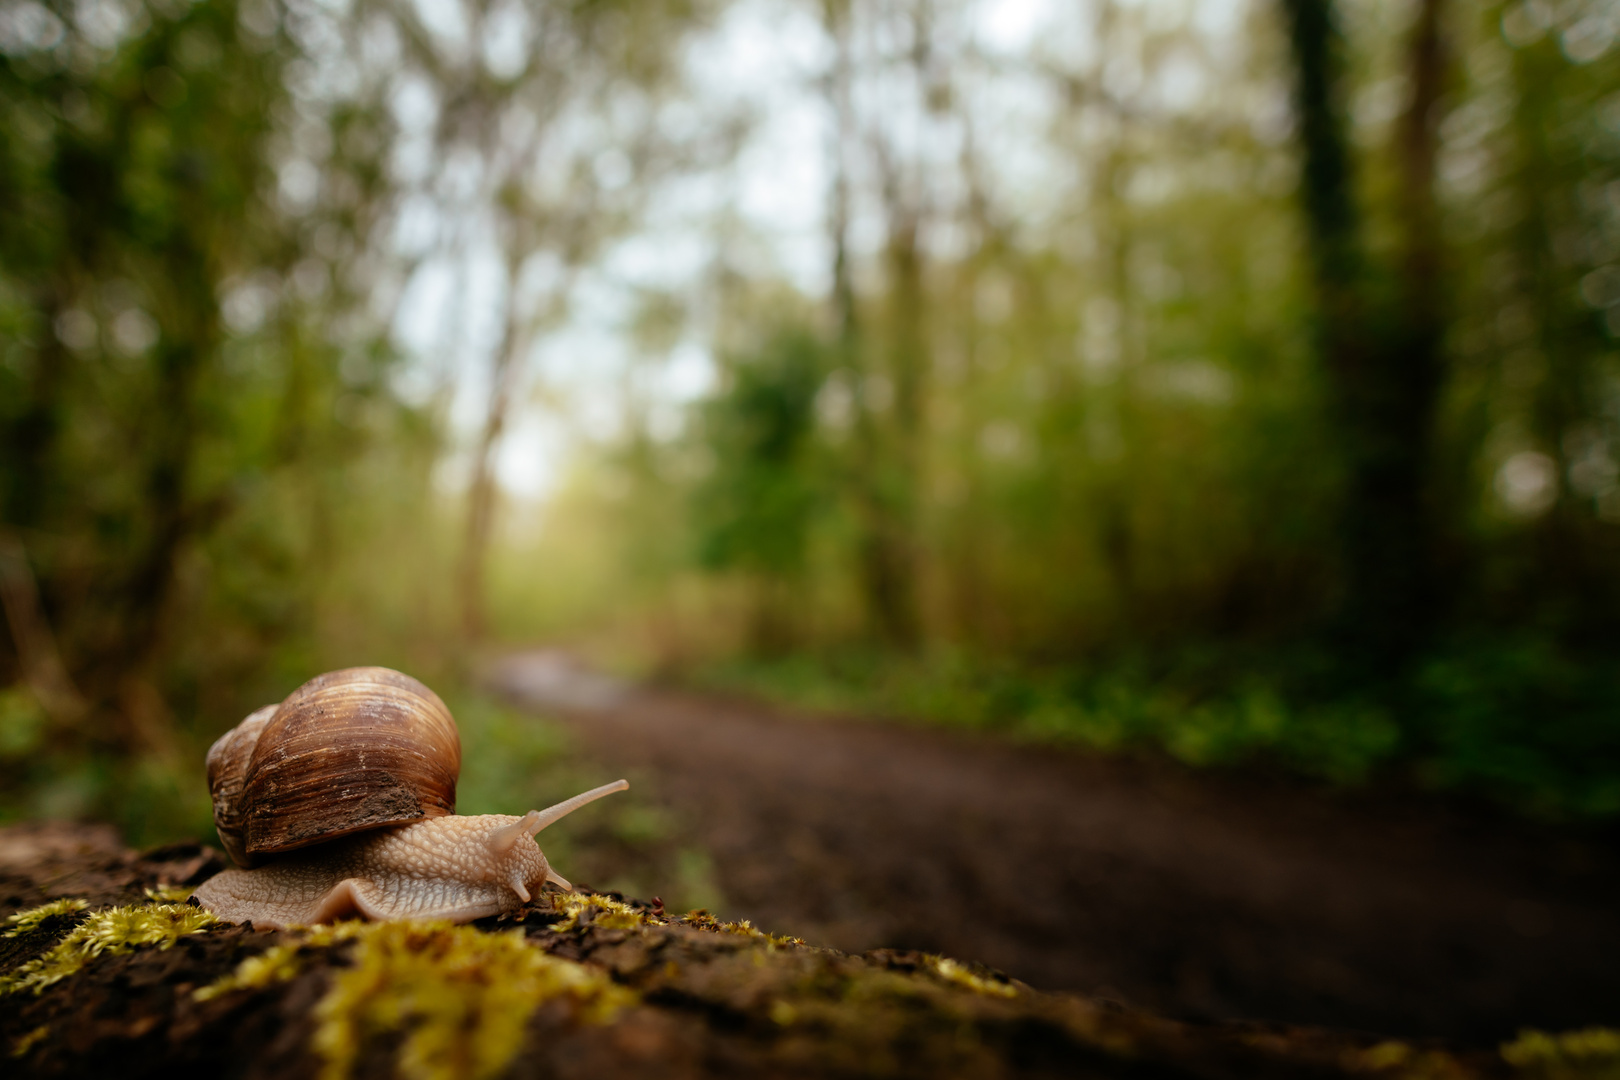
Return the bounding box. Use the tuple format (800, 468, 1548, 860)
(206, 667, 461, 868)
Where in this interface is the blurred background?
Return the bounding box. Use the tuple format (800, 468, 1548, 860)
(2, 0, 1620, 970)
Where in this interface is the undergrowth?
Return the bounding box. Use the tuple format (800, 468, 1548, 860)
(692, 636, 1620, 820)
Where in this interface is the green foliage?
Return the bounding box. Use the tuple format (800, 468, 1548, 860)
(1414, 638, 1620, 817)
(693, 328, 828, 579)
(0, 0, 446, 841)
(529, 0, 1620, 819)
(695, 638, 1620, 818)
(0, 0, 1617, 845)
(697, 649, 1400, 783)
(0, 689, 46, 759)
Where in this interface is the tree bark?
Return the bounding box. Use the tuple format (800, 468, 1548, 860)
(1280, 0, 1446, 669)
(458, 298, 524, 643)
(823, 0, 920, 649)
(0, 821, 1524, 1080)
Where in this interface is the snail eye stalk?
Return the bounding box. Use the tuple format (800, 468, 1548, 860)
(528, 779, 630, 834)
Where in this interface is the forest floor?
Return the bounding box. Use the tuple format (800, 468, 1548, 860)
(487, 650, 1620, 1049)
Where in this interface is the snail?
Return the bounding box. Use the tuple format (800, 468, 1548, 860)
(191, 666, 627, 929)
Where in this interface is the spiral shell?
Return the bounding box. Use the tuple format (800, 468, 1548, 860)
(206, 667, 461, 867)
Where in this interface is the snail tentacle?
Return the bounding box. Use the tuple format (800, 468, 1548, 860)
(527, 779, 630, 833)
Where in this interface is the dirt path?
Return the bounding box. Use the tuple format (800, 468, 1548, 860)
(488, 651, 1620, 1048)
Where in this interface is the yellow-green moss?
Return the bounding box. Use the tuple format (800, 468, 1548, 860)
(680, 909, 806, 948)
(9, 1025, 48, 1058)
(545, 895, 808, 948)
(2, 898, 88, 938)
(1342, 1040, 1466, 1078)
(143, 884, 195, 903)
(1356, 1041, 1413, 1070)
(1503, 1028, 1620, 1079)
(928, 956, 1018, 998)
(200, 918, 635, 1080)
(310, 921, 635, 1080)
(195, 921, 368, 1001)
(194, 941, 308, 1001)
(0, 903, 220, 996)
(550, 892, 660, 932)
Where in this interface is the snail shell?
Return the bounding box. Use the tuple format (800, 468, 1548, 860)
(207, 666, 461, 868)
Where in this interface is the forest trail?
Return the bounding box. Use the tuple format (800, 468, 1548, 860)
(488, 651, 1620, 1048)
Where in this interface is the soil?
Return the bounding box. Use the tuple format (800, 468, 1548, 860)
(488, 650, 1620, 1049)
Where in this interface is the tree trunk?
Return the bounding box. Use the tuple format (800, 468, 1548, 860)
(458, 283, 525, 642)
(1280, 0, 1446, 670)
(114, 253, 220, 760)
(823, 0, 919, 650)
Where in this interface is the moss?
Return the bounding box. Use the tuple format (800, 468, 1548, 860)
(2, 897, 88, 938)
(309, 921, 635, 1080)
(1357, 1041, 1413, 1070)
(0, 903, 220, 995)
(1345, 1040, 1467, 1079)
(547, 893, 807, 945)
(1502, 1028, 1620, 1079)
(200, 918, 635, 1080)
(550, 892, 661, 932)
(195, 920, 369, 1000)
(927, 956, 1018, 998)
(194, 941, 308, 1001)
(9, 1025, 48, 1058)
(143, 884, 195, 903)
(679, 908, 806, 948)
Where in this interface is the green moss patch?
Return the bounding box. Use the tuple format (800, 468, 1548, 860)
(678, 908, 806, 947)
(0, 902, 220, 995)
(549, 891, 657, 932)
(194, 920, 366, 1000)
(926, 956, 1018, 998)
(200, 919, 635, 1080)
(142, 884, 196, 904)
(9, 1024, 48, 1058)
(1, 898, 88, 938)
(313, 921, 634, 1080)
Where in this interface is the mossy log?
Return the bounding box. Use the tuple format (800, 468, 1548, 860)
(0, 822, 1610, 1080)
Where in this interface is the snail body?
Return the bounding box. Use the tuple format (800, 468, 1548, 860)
(192, 666, 626, 929)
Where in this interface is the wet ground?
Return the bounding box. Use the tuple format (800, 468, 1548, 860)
(487, 651, 1620, 1048)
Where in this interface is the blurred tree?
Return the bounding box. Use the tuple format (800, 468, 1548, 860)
(4, 0, 1620, 831)
(818, 0, 923, 649)
(1493, 0, 1620, 636)
(692, 329, 827, 652)
(1278, 0, 1447, 671)
(0, 0, 435, 834)
(545, 0, 1620, 811)
(0, 0, 292, 757)
(438, 0, 715, 640)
